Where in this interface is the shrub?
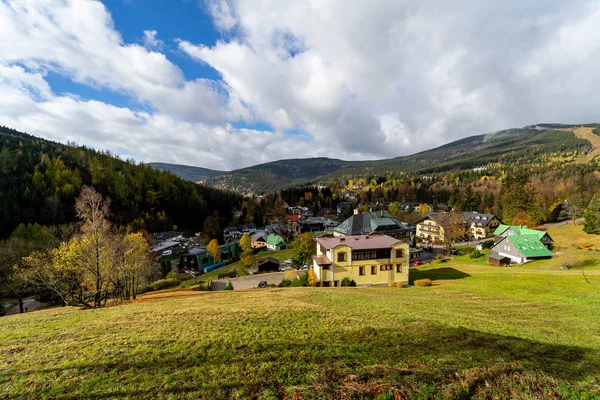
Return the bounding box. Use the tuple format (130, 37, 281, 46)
(290, 273, 309, 287)
(151, 278, 180, 291)
(166, 270, 178, 279)
(225, 281, 234, 290)
(470, 250, 482, 259)
(482, 240, 495, 249)
(278, 279, 292, 287)
(341, 277, 357, 287)
(435, 254, 444, 260)
(414, 278, 432, 287)
(197, 283, 211, 291)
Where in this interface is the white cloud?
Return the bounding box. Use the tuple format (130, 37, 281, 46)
(142, 29, 163, 50)
(2, 0, 600, 170)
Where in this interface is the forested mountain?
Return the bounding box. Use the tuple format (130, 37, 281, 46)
(0, 126, 242, 237)
(149, 162, 225, 183)
(186, 125, 594, 194)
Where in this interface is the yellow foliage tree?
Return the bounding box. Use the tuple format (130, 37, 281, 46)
(207, 239, 221, 263)
(307, 269, 318, 287)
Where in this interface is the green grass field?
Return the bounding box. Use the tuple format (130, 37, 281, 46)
(1, 226, 600, 399)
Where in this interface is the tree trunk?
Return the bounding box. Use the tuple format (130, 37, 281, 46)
(18, 297, 24, 314)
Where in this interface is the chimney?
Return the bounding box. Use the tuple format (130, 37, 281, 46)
(353, 208, 359, 215)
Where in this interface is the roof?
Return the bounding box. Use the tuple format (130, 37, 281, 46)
(266, 234, 284, 246)
(316, 233, 401, 251)
(312, 255, 332, 266)
(334, 211, 412, 236)
(257, 257, 280, 266)
(420, 212, 497, 227)
(251, 231, 268, 242)
(185, 247, 207, 256)
(493, 224, 552, 241)
(152, 241, 179, 252)
(506, 235, 553, 258)
(493, 224, 511, 235)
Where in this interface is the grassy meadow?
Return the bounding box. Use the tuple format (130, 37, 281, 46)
(1, 225, 600, 399)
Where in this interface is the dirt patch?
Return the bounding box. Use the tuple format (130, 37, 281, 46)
(568, 127, 600, 160)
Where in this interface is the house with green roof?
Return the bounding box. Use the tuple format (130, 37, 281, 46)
(489, 225, 553, 265)
(493, 224, 553, 249)
(266, 234, 286, 251)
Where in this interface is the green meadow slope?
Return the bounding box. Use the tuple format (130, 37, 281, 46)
(1, 224, 600, 399)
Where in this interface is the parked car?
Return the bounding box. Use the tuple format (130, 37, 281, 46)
(278, 265, 289, 272)
(449, 249, 460, 255)
(412, 260, 424, 267)
(161, 249, 172, 256)
(257, 281, 268, 288)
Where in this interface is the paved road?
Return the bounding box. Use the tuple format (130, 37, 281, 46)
(539, 218, 584, 229)
(5, 297, 46, 316)
(212, 271, 305, 290)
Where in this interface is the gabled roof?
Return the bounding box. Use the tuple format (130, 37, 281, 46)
(493, 224, 511, 236)
(493, 224, 552, 242)
(334, 211, 411, 236)
(506, 235, 553, 258)
(251, 231, 268, 242)
(266, 234, 284, 246)
(420, 212, 497, 227)
(316, 233, 401, 250)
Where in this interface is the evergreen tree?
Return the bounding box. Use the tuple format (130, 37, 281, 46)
(583, 190, 600, 234)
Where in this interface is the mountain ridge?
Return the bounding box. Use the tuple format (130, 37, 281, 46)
(150, 124, 595, 194)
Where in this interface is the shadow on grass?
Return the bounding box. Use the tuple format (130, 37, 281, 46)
(410, 267, 471, 284)
(1, 323, 598, 399)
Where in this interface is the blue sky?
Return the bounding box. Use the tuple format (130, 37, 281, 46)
(1, 0, 599, 170)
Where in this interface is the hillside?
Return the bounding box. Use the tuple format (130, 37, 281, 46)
(0, 126, 241, 236)
(149, 162, 225, 183)
(1, 240, 599, 398)
(172, 125, 593, 194)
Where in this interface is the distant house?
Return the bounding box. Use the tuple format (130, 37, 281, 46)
(251, 231, 268, 249)
(416, 212, 501, 242)
(312, 233, 409, 287)
(266, 234, 286, 251)
(494, 224, 553, 249)
(489, 235, 552, 265)
(257, 257, 280, 273)
(179, 242, 241, 271)
(333, 210, 413, 241)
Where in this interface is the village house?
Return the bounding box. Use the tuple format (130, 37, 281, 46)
(416, 212, 501, 242)
(488, 224, 554, 265)
(251, 231, 268, 249)
(333, 210, 413, 241)
(493, 224, 553, 249)
(266, 234, 286, 251)
(312, 233, 409, 287)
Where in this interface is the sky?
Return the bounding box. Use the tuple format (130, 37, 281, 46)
(1, 0, 600, 171)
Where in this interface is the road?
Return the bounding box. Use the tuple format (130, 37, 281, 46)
(211, 271, 304, 290)
(5, 297, 46, 316)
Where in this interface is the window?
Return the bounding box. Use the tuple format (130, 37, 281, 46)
(359, 266, 365, 275)
(396, 249, 404, 258)
(337, 252, 346, 262)
(371, 265, 377, 275)
(396, 264, 402, 273)
(380, 265, 385, 271)
(371, 250, 377, 259)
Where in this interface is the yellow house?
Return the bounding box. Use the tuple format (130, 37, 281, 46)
(312, 233, 409, 287)
(416, 212, 501, 242)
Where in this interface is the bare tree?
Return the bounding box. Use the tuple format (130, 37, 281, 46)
(75, 186, 112, 308)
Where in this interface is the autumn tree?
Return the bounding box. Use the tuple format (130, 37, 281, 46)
(417, 203, 432, 216)
(511, 211, 537, 228)
(207, 239, 221, 263)
(291, 232, 316, 269)
(122, 232, 155, 300)
(239, 233, 255, 270)
(75, 186, 112, 308)
(307, 269, 318, 287)
(438, 212, 467, 255)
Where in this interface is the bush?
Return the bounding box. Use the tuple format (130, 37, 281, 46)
(414, 278, 432, 287)
(482, 240, 495, 249)
(278, 279, 292, 287)
(225, 281, 234, 290)
(470, 250, 482, 259)
(290, 273, 309, 287)
(341, 277, 357, 287)
(435, 254, 444, 260)
(197, 283, 211, 291)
